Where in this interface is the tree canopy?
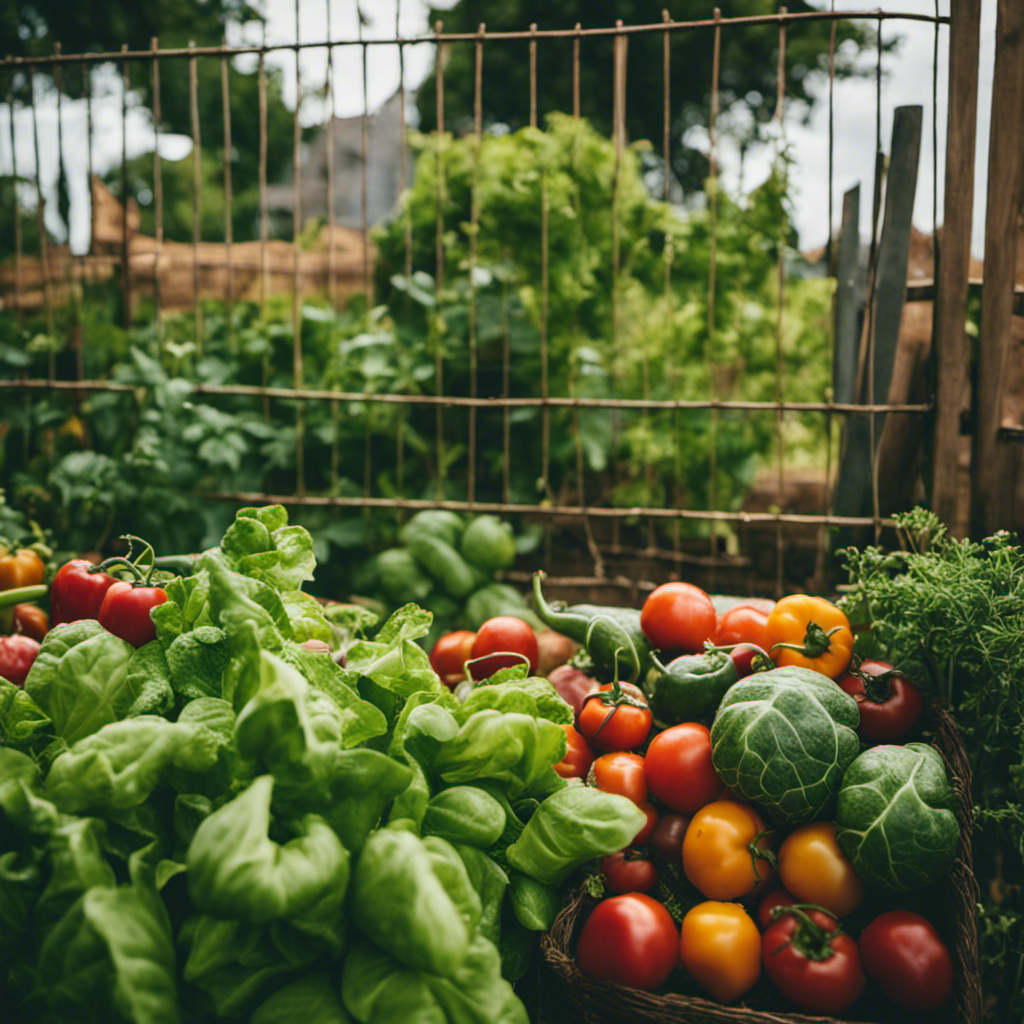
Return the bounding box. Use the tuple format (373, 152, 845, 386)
(415, 0, 878, 192)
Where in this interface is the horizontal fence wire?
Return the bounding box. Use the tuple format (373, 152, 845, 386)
(0, 4, 962, 594)
(0, 10, 950, 68)
(0, 380, 933, 414)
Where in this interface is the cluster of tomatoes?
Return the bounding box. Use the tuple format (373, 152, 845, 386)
(556, 582, 953, 1017)
(0, 549, 169, 690)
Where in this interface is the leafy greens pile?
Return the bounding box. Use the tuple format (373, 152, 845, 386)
(838, 508, 1024, 1022)
(0, 505, 643, 1024)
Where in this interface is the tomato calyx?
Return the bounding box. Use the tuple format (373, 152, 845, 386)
(769, 620, 843, 660)
(844, 658, 903, 704)
(579, 678, 648, 742)
(767, 903, 845, 962)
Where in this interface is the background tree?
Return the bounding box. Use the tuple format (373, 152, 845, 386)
(415, 0, 881, 193)
(0, 0, 294, 245)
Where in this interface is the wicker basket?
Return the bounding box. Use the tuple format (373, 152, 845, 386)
(540, 703, 983, 1024)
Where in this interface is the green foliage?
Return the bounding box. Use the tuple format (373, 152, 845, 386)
(415, 0, 881, 193)
(838, 509, 1024, 1022)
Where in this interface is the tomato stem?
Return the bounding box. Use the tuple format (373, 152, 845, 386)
(121, 534, 157, 584)
(89, 556, 148, 586)
(748, 829, 778, 878)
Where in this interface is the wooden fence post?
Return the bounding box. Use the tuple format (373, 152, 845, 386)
(932, 0, 981, 535)
(972, 0, 1024, 536)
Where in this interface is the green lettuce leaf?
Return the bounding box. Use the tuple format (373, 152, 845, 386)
(432, 710, 567, 801)
(45, 716, 220, 814)
(36, 884, 181, 1024)
(0, 678, 53, 751)
(251, 973, 352, 1024)
(506, 784, 647, 884)
(24, 621, 148, 744)
(187, 775, 350, 925)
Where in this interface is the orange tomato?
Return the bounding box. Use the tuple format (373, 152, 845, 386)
(764, 594, 854, 679)
(679, 901, 761, 1003)
(682, 800, 776, 901)
(778, 821, 864, 918)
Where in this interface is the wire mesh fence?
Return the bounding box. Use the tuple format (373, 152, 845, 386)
(0, 4, 989, 599)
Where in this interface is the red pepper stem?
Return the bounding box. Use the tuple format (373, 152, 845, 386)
(769, 622, 843, 660)
(89, 557, 148, 586)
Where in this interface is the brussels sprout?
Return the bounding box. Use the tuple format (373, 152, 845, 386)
(835, 742, 959, 892)
(710, 666, 860, 825)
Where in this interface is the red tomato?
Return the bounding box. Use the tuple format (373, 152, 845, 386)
(0, 634, 41, 688)
(576, 893, 679, 990)
(96, 582, 167, 648)
(12, 604, 49, 642)
(762, 906, 866, 1015)
(49, 559, 118, 625)
(756, 888, 797, 931)
(649, 812, 690, 869)
(632, 801, 660, 847)
(858, 911, 953, 1012)
(601, 851, 658, 894)
(553, 724, 595, 780)
(644, 722, 723, 813)
(588, 751, 648, 805)
(716, 603, 773, 677)
(577, 682, 652, 752)
(468, 617, 539, 680)
(837, 659, 925, 741)
(429, 630, 476, 685)
(640, 582, 717, 654)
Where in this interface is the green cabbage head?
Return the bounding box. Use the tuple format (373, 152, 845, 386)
(710, 666, 860, 824)
(835, 742, 959, 891)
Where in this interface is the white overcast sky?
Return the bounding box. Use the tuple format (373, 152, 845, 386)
(2, 0, 998, 259)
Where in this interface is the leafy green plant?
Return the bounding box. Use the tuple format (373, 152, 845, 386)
(839, 508, 1024, 1021)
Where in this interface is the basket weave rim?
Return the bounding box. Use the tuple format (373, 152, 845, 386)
(540, 701, 983, 1024)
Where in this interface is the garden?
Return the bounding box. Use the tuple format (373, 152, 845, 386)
(1, 2, 1022, 1024)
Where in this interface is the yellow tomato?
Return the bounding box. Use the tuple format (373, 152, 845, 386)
(764, 594, 854, 679)
(778, 821, 864, 918)
(679, 901, 761, 1003)
(682, 799, 776, 901)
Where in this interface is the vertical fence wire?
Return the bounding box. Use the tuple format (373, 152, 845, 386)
(189, 43, 202, 354)
(773, 11, 788, 598)
(7, 76, 22, 327)
(434, 20, 446, 503)
(467, 25, 483, 506)
(293, 0, 306, 495)
(28, 66, 55, 355)
(869, 17, 883, 543)
(359, 9, 373, 523)
(326, 0, 340, 490)
(258, 44, 270, 420)
(120, 48, 132, 340)
(534, 24, 553, 571)
(663, 11, 681, 570)
(396, 0, 409, 506)
(610, 22, 625, 553)
(53, 44, 75, 351)
(221, 48, 235, 354)
(817, 6, 837, 590)
(150, 40, 164, 356)
(707, 10, 721, 582)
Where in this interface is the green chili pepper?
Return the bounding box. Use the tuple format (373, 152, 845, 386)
(531, 572, 651, 685)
